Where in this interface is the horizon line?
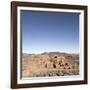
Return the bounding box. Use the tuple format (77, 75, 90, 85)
(22, 51, 79, 55)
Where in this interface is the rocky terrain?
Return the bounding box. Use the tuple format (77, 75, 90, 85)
(22, 52, 79, 78)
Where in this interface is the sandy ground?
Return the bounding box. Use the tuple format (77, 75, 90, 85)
(22, 52, 79, 77)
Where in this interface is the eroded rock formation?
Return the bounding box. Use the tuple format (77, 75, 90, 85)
(22, 53, 79, 77)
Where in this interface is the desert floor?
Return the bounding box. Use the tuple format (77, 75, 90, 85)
(22, 52, 79, 77)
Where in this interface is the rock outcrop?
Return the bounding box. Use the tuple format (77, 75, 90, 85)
(22, 53, 79, 77)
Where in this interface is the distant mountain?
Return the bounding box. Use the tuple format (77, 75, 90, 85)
(22, 52, 79, 59)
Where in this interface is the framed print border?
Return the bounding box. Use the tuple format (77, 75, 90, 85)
(11, 1, 88, 89)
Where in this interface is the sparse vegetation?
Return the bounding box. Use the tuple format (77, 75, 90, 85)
(22, 52, 79, 78)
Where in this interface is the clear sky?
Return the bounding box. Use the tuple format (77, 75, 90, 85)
(21, 10, 80, 54)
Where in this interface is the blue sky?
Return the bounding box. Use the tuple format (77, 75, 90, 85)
(21, 10, 80, 54)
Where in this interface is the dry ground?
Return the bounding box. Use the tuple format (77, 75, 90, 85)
(22, 52, 79, 77)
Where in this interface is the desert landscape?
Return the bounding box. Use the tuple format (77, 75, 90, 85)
(21, 52, 79, 78)
(21, 10, 79, 78)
